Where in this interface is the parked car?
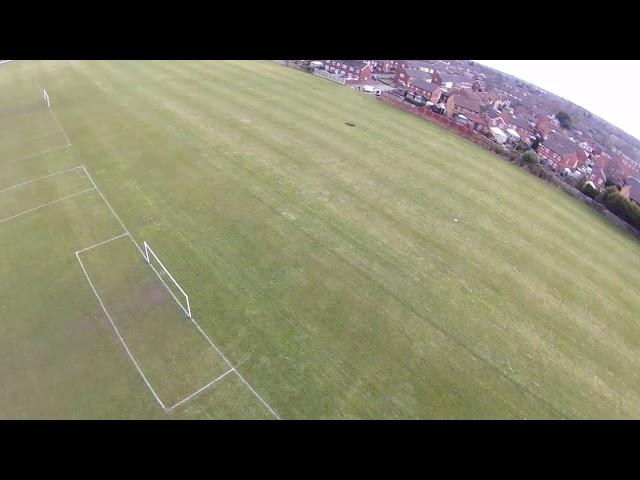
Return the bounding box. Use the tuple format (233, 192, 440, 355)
(453, 114, 468, 125)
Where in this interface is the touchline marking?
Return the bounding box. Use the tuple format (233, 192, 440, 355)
(0, 187, 95, 224)
(48, 108, 71, 147)
(75, 232, 129, 255)
(75, 252, 166, 411)
(165, 368, 236, 413)
(0, 143, 71, 166)
(0, 165, 83, 194)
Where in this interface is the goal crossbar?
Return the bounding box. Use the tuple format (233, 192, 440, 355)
(143, 241, 192, 319)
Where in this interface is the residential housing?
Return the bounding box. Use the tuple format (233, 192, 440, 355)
(322, 60, 373, 83)
(539, 135, 579, 172)
(446, 94, 481, 119)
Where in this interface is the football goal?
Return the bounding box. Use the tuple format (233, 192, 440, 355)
(43, 88, 50, 108)
(143, 241, 192, 319)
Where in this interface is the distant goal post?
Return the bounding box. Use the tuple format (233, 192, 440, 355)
(43, 88, 50, 108)
(143, 241, 192, 319)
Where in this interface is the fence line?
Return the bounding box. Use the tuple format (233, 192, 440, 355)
(377, 93, 640, 241)
(312, 68, 346, 85)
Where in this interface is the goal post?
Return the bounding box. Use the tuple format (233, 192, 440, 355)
(42, 88, 50, 108)
(143, 241, 192, 319)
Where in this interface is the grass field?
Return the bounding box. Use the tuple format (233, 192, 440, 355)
(1, 60, 640, 419)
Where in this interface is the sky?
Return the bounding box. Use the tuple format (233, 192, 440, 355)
(475, 61, 640, 141)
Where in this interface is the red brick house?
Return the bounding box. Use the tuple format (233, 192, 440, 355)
(405, 61, 436, 74)
(591, 165, 607, 189)
(435, 73, 473, 90)
(409, 79, 442, 104)
(606, 150, 640, 180)
(484, 110, 508, 129)
(323, 60, 373, 82)
(368, 60, 393, 73)
(394, 66, 432, 88)
(446, 94, 481, 118)
(535, 117, 553, 139)
(467, 113, 491, 135)
(507, 116, 537, 145)
(576, 148, 589, 169)
(538, 135, 579, 172)
(594, 153, 610, 169)
(625, 176, 640, 204)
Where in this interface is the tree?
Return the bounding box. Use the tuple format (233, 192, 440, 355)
(605, 178, 621, 189)
(581, 182, 599, 199)
(522, 149, 540, 165)
(555, 110, 574, 130)
(530, 135, 542, 151)
(576, 175, 589, 191)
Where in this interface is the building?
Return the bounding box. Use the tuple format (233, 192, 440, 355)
(409, 79, 442, 104)
(467, 113, 490, 135)
(445, 94, 481, 118)
(434, 73, 473, 90)
(507, 116, 537, 145)
(322, 60, 373, 83)
(591, 165, 607, 189)
(576, 148, 590, 169)
(538, 135, 579, 171)
(605, 150, 640, 180)
(405, 61, 436, 74)
(484, 109, 508, 129)
(394, 66, 433, 88)
(626, 176, 640, 204)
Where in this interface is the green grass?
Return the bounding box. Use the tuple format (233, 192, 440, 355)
(1, 60, 640, 419)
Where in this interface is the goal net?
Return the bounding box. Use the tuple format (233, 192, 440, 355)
(143, 241, 192, 319)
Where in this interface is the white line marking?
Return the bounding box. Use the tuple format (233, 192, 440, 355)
(15, 130, 63, 144)
(0, 143, 71, 166)
(146, 259, 191, 319)
(0, 165, 83, 194)
(137, 237, 280, 418)
(165, 368, 236, 413)
(75, 252, 167, 411)
(80, 165, 144, 256)
(0, 187, 95, 224)
(81, 164, 280, 418)
(75, 232, 129, 255)
(39, 84, 71, 146)
(188, 318, 281, 419)
(48, 107, 71, 146)
(233, 369, 281, 420)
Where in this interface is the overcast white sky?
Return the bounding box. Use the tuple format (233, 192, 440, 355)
(476, 61, 640, 141)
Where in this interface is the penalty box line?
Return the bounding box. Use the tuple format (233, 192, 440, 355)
(0, 165, 83, 194)
(75, 250, 167, 411)
(0, 187, 95, 225)
(74, 233, 236, 416)
(165, 367, 236, 414)
(80, 164, 281, 419)
(0, 143, 72, 167)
